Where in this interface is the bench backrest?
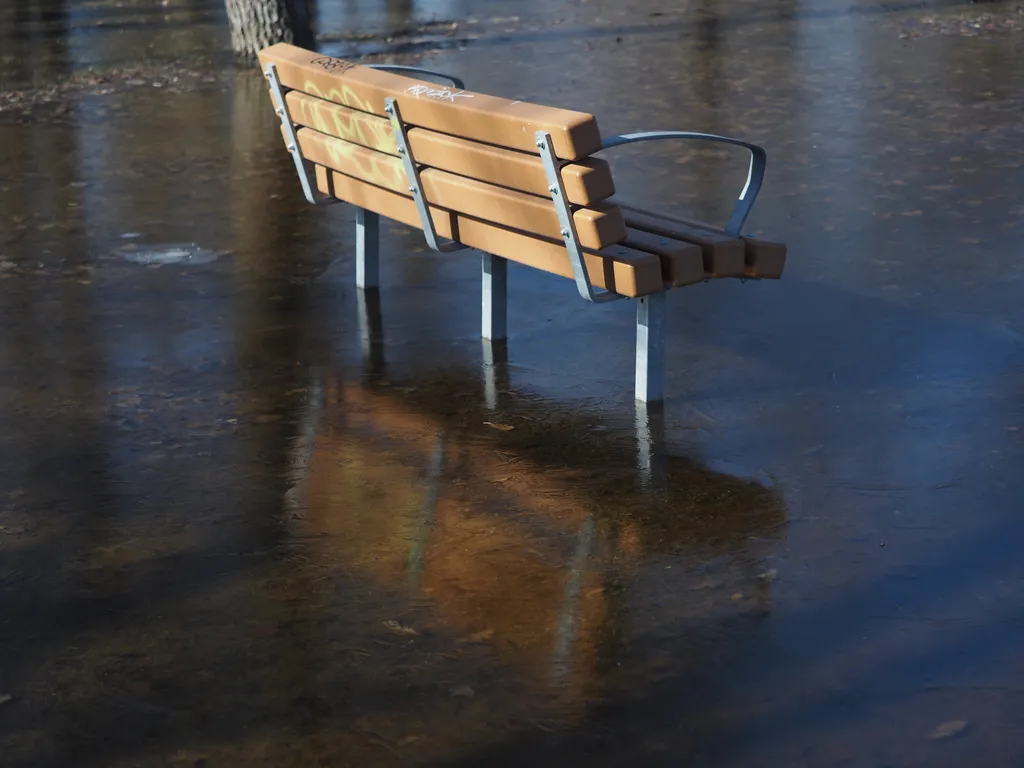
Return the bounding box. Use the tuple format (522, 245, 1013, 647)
(258, 43, 670, 298)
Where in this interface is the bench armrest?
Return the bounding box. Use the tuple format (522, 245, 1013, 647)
(601, 132, 767, 237)
(365, 65, 465, 90)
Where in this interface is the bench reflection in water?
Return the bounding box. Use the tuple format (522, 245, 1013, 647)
(287, 327, 787, 701)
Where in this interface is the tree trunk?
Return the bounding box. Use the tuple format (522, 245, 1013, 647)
(224, 0, 314, 61)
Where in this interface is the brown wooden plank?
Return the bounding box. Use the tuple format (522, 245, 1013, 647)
(259, 43, 602, 160)
(290, 126, 409, 194)
(617, 204, 745, 277)
(647, 213, 787, 279)
(741, 236, 787, 279)
(313, 166, 663, 297)
(412, 130, 615, 207)
(616, 203, 787, 279)
(285, 90, 398, 153)
(418, 168, 625, 250)
(623, 228, 705, 287)
(293, 127, 626, 250)
(284, 91, 615, 205)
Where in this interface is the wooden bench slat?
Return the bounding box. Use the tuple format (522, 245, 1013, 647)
(618, 204, 746, 277)
(740, 236, 787, 279)
(314, 166, 663, 297)
(290, 125, 409, 193)
(622, 228, 706, 287)
(618, 203, 787, 279)
(259, 43, 602, 160)
(419, 169, 625, 251)
(284, 91, 615, 206)
(293, 127, 626, 250)
(285, 89, 398, 152)
(642, 210, 787, 279)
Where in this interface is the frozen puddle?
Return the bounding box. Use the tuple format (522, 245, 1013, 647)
(119, 243, 227, 266)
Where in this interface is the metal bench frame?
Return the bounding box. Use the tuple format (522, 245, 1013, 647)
(264, 62, 768, 404)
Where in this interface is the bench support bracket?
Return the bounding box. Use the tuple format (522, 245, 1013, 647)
(366, 64, 464, 89)
(536, 132, 624, 305)
(601, 131, 767, 237)
(385, 98, 468, 254)
(481, 252, 507, 342)
(635, 292, 666, 403)
(263, 62, 338, 207)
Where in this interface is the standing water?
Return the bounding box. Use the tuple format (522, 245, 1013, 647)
(1, 0, 1024, 766)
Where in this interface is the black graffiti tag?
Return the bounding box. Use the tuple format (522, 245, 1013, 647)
(311, 56, 356, 75)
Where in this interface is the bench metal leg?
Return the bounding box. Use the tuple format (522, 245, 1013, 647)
(355, 208, 380, 289)
(481, 252, 507, 341)
(357, 287, 385, 378)
(635, 293, 666, 403)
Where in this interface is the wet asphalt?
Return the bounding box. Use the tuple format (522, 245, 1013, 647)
(1, 0, 1024, 766)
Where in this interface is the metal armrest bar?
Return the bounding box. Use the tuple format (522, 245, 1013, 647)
(263, 62, 337, 207)
(601, 131, 767, 237)
(366, 64, 465, 90)
(384, 97, 468, 253)
(536, 131, 625, 304)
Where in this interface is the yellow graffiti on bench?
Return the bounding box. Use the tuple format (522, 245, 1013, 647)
(292, 127, 408, 194)
(293, 88, 399, 155)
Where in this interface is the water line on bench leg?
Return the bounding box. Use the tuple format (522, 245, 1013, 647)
(482, 338, 509, 413)
(635, 400, 668, 491)
(635, 293, 666, 403)
(355, 208, 380, 290)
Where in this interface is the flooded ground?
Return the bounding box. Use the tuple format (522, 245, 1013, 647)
(2, 0, 1024, 765)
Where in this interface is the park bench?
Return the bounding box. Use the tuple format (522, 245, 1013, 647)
(258, 42, 786, 403)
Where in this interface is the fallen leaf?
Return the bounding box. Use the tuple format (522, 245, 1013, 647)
(459, 628, 494, 644)
(450, 685, 475, 697)
(928, 720, 967, 740)
(484, 422, 514, 431)
(382, 620, 417, 636)
(0, 693, 12, 705)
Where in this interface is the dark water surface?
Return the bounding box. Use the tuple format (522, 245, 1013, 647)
(2, 0, 1024, 766)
